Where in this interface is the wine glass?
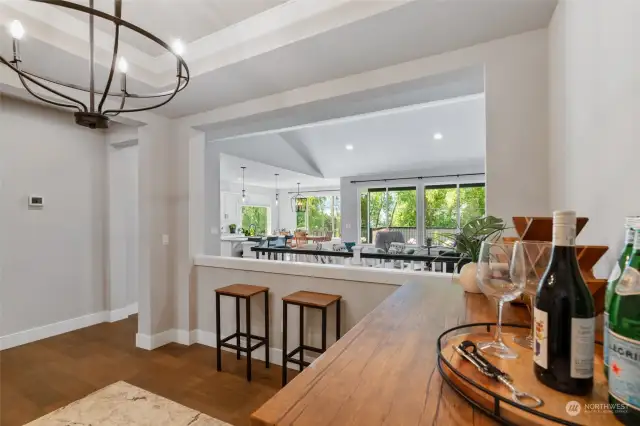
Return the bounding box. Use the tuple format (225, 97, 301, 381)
(512, 241, 553, 348)
(476, 241, 526, 359)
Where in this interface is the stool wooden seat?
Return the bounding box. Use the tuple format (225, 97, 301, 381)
(217, 284, 269, 298)
(215, 284, 269, 382)
(282, 291, 341, 386)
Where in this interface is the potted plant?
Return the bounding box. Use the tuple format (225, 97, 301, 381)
(443, 216, 508, 293)
(229, 224, 237, 234)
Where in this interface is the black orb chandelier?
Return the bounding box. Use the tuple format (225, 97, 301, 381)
(0, 0, 190, 129)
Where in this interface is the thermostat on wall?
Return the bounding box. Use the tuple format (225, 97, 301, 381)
(28, 195, 44, 208)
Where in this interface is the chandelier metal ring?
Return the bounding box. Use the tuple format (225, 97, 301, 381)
(0, 0, 190, 128)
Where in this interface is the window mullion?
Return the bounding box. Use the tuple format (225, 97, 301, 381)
(456, 183, 461, 229)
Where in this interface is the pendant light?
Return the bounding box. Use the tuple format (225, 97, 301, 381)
(275, 173, 280, 206)
(291, 183, 307, 212)
(1, 0, 190, 129)
(241, 166, 246, 203)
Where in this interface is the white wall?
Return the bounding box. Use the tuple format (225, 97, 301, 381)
(548, 0, 640, 276)
(0, 96, 107, 337)
(340, 162, 485, 242)
(279, 188, 298, 232)
(108, 143, 139, 311)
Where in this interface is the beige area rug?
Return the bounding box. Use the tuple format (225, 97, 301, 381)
(25, 381, 232, 426)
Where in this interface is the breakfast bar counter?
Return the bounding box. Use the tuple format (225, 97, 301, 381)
(251, 281, 529, 425)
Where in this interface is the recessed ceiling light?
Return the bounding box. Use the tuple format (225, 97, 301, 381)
(345, 144, 354, 150)
(433, 133, 443, 140)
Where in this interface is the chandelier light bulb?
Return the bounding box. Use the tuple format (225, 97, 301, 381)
(172, 39, 185, 56)
(10, 20, 25, 40)
(118, 57, 128, 74)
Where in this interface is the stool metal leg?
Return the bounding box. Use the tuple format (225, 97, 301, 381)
(216, 292, 222, 371)
(336, 299, 341, 340)
(299, 305, 304, 371)
(246, 296, 252, 382)
(321, 307, 327, 351)
(265, 291, 270, 368)
(282, 301, 288, 386)
(235, 296, 241, 360)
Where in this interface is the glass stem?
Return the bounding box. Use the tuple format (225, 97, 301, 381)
(494, 298, 505, 345)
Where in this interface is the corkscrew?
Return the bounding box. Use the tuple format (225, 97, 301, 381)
(454, 340, 543, 408)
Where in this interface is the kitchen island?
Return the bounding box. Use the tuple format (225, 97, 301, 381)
(251, 280, 529, 425)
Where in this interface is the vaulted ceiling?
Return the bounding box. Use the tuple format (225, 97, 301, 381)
(0, 0, 557, 120)
(217, 94, 486, 187)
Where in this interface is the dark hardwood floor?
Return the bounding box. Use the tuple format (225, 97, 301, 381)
(0, 315, 291, 426)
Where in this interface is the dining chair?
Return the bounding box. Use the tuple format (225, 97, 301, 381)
(324, 231, 333, 242)
(293, 231, 308, 248)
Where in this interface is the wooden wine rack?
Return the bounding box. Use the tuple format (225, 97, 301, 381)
(507, 216, 609, 314)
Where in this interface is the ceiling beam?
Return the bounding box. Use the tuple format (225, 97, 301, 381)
(1, 0, 415, 88)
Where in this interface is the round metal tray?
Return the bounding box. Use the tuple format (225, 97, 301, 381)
(436, 322, 604, 426)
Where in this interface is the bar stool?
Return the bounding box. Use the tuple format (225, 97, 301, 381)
(215, 284, 269, 381)
(282, 290, 341, 386)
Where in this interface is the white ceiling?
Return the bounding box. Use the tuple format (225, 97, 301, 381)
(216, 94, 486, 182)
(220, 153, 339, 189)
(157, 0, 557, 117)
(0, 0, 557, 120)
(65, 0, 289, 56)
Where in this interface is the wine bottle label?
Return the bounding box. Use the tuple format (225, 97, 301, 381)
(616, 268, 640, 296)
(533, 308, 548, 369)
(571, 317, 595, 378)
(604, 312, 610, 367)
(608, 330, 640, 412)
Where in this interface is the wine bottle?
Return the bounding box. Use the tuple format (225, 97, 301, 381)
(608, 229, 640, 425)
(604, 217, 640, 378)
(534, 210, 595, 395)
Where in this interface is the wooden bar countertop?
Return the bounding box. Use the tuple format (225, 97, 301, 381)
(251, 281, 530, 426)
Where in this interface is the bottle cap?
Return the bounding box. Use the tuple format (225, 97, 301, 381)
(553, 210, 577, 227)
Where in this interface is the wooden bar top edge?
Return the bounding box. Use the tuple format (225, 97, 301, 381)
(250, 280, 529, 426)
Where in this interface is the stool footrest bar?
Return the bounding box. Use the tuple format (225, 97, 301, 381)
(221, 332, 266, 344)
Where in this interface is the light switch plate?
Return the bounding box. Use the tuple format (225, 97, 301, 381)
(162, 234, 169, 245)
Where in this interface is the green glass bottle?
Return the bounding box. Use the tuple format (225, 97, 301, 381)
(604, 217, 640, 378)
(608, 229, 640, 425)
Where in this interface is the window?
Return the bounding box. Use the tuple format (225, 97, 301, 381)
(358, 183, 485, 246)
(360, 187, 417, 244)
(241, 206, 270, 235)
(424, 185, 458, 229)
(295, 195, 341, 237)
(459, 184, 486, 225)
(424, 183, 485, 245)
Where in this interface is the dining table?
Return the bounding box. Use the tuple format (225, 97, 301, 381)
(305, 235, 328, 242)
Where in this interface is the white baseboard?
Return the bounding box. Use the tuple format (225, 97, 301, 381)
(109, 303, 138, 322)
(0, 311, 108, 350)
(175, 329, 198, 345)
(135, 329, 177, 350)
